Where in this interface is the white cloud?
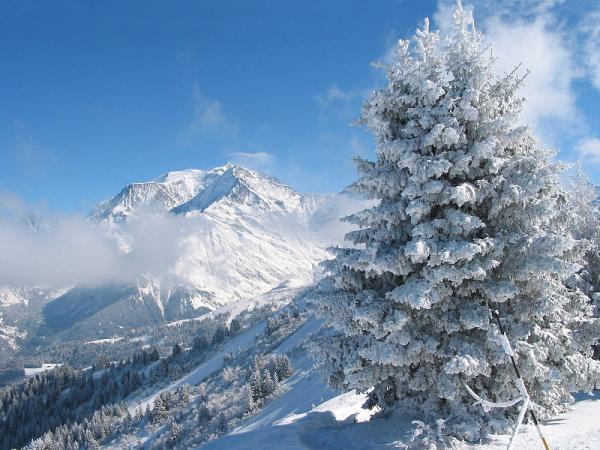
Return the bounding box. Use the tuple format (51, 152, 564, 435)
(0, 212, 125, 287)
(575, 137, 600, 164)
(314, 83, 368, 125)
(309, 192, 376, 246)
(432, 0, 584, 149)
(0, 194, 209, 287)
(315, 84, 359, 106)
(436, 2, 578, 131)
(228, 151, 274, 171)
(437, 0, 565, 20)
(483, 15, 578, 131)
(433, 0, 463, 33)
(582, 9, 600, 91)
(181, 85, 237, 142)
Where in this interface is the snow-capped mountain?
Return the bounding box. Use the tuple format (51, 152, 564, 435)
(36, 164, 342, 340)
(172, 164, 326, 217)
(0, 287, 67, 357)
(89, 165, 231, 224)
(91, 163, 327, 222)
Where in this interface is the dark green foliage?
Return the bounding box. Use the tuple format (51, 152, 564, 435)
(0, 348, 155, 449)
(172, 343, 182, 357)
(248, 354, 293, 402)
(229, 318, 242, 335)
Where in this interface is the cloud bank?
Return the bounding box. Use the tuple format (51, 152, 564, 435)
(0, 196, 211, 287)
(0, 190, 368, 288)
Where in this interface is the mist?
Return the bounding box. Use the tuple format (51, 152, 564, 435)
(0, 195, 211, 287)
(0, 191, 369, 289)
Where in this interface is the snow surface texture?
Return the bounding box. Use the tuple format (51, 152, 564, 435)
(194, 315, 600, 449)
(23, 364, 62, 377)
(201, 386, 600, 449)
(100, 285, 600, 450)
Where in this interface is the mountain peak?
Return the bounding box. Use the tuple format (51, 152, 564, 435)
(173, 164, 308, 215)
(152, 168, 207, 184)
(90, 166, 220, 223)
(90, 163, 320, 223)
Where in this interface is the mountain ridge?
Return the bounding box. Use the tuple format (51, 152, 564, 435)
(90, 163, 327, 224)
(37, 163, 335, 342)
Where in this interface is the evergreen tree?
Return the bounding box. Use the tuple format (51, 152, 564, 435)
(176, 385, 190, 408)
(212, 325, 228, 344)
(260, 370, 276, 397)
(167, 420, 183, 447)
(229, 318, 242, 335)
(309, 3, 600, 441)
(242, 383, 255, 413)
(84, 429, 100, 450)
(193, 334, 210, 351)
(197, 401, 212, 423)
(149, 348, 160, 362)
(249, 366, 263, 402)
(172, 342, 182, 357)
(215, 412, 228, 433)
(274, 355, 293, 381)
(152, 395, 167, 424)
(564, 172, 600, 296)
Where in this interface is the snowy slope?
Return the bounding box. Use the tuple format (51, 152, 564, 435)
(128, 283, 306, 413)
(78, 164, 334, 324)
(197, 314, 600, 450)
(0, 315, 26, 352)
(88, 285, 600, 450)
(0, 287, 66, 308)
(202, 385, 600, 449)
(0, 287, 67, 354)
(52, 280, 598, 450)
(2, 164, 363, 343)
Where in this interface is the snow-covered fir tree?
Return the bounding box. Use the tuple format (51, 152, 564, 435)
(309, 3, 600, 441)
(563, 171, 600, 298)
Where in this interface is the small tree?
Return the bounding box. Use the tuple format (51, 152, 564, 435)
(215, 412, 228, 433)
(193, 334, 210, 351)
(242, 383, 255, 413)
(564, 172, 600, 295)
(176, 385, 190, 408)
(260, 370, 276, 397)
(274, 355, 293, 381)
(167, 420, 183, 447)
(152, 395, 167, 424)
(309, 3, 600, 441)
(172, 343, 182, 357)
(197, 401, 212, 423)
(83, 430, 100, 450)
(229, 318, 242, 335)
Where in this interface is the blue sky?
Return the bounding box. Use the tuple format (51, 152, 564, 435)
(1, 0, 599, 212)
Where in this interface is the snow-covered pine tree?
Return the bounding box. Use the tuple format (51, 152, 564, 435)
(152, 395, 167, 424)
(563, 171, 600, 297)
(168, 420, 183, 446)
(309, 3, 600, 441)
